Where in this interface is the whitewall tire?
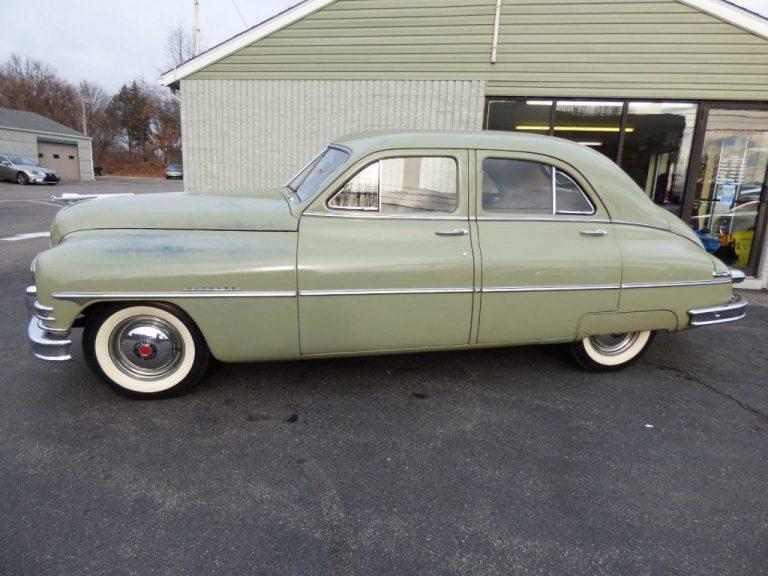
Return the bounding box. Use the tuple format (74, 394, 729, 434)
(569, 330, 654, 372)
(83, 304, 210, 398)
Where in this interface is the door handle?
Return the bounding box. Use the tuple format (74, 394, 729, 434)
(435, 228, 469, 236)
(580, 229, 608, 237)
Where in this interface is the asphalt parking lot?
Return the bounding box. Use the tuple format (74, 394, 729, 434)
(1, 177, 767, 575)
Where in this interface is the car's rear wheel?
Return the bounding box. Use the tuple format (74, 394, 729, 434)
(569, 330, 654, 372)
(83, 303, 210, 398)
(16, 172, 29, 185)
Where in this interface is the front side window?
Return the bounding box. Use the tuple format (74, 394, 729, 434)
(329, 156, 458, 213)
(288, 146, 350, 202)
(482, 158, 593, 215)
(9, 156, 37, 166)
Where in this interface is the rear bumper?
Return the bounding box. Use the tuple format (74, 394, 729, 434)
(689, 294, 747, 327)
(25, 285, 72, 361)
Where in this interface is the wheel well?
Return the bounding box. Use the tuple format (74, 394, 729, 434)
(77, 300, 210, 347)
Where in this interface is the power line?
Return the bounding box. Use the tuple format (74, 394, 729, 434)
(230, 0, 247, 27)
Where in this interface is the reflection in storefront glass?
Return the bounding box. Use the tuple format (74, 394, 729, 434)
(553, 100, 623, 161)
(620, 102, 698, 216)
(486, 100, 551, 134)
(689, 109, 768, 270)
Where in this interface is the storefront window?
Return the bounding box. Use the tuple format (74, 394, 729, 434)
(620, 102, 698, 216)
(689, 109, 768, 270)
(486, 99, 551, 135)
(552, 100, 623, 161)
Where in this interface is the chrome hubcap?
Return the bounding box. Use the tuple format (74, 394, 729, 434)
(108, 315, 184, 380)
(588, 332, 640, 356)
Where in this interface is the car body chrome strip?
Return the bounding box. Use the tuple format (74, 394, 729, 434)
(622, 278, 731, 289)
(475, 216, 611, 223)
(299, 287, 474, 297)
(482, 284, 620, 293)
(52, 290, 298, 305)
(610, 219, 670, 232)
(51, 278, 731, 306)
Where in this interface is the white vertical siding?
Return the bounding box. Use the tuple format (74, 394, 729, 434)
(180, 79, 485, 193)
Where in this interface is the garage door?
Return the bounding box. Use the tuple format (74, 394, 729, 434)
(37, 142, 79, 180)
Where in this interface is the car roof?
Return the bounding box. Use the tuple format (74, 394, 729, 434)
(332, 129, 672, 228)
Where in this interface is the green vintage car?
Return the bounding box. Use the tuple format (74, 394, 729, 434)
(26, 131, 746, 398)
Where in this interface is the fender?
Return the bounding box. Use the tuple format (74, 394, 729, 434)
(34, 229, 300, 362)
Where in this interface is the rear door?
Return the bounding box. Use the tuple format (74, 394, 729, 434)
(475, 150, 621, 344)
(298, 149, 475, 355)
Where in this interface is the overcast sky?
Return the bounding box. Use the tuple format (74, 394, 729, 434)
(1, 0, 766, 93)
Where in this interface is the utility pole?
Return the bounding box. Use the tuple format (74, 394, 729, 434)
(194, 0, 201, 56)
(81, 98, 90, 136)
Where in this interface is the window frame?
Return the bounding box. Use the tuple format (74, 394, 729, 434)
(553, 168, 596, 216)
(481, 156, 596, 217)
(326, 154, 461, 215)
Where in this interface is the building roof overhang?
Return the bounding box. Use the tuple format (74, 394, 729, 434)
(159, 0, 768, 87)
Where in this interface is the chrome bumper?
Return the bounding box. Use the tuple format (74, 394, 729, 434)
(25, 285, 72, 361)
(689, 294, 747, 327)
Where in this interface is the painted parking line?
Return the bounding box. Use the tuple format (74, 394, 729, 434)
(1, 231, 50, 242)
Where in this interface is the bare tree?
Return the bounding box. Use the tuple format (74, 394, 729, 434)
(165, 24, 196, 69)
(0, 54, 80, 129)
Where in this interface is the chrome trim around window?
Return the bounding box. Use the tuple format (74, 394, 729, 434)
(52, 290, 298, 305)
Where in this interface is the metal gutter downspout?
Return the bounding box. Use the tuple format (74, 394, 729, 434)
(491, 0, 502, 63)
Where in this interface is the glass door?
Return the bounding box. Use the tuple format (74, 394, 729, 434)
(686, 108, 768, 275)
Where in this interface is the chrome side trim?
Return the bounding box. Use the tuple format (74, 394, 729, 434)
(482, 284, 620, 293)
(622, 278, 731, 289)
(52, 290, 298, 305)
(475, 216, 612, 223)
(611, 219, 670, 232)
(299, 287, 474, 297)
(689, 294, 747, 326)
(303, 211, 467, 221)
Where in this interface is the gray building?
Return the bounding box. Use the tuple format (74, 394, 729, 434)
(0, 107, 94, 182)
(160, 0, 768, 288)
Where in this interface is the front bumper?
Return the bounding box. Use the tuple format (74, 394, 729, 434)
(689, 294, 747, 327)
(25, 285, 72, 361)
(27, 172, 60, 184)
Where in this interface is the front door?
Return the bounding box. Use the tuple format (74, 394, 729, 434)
(297, 150, 474, 355)
(475, 151, 621, 344)
(685, 107, 768, 275)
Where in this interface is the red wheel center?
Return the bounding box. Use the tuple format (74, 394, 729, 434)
(138, 344, 153, 357)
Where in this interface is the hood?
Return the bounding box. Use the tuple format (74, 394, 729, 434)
(51, 189, 297, 245)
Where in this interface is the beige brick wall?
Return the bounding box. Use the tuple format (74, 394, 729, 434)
(180, 79, 485, 193)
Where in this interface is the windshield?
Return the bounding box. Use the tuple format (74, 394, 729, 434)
(10, 156, 37, 166)
(168, 165, 182, 170)
(288, 146, 350, 202)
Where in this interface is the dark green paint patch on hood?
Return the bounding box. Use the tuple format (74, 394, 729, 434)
(51, 190, 297, 245)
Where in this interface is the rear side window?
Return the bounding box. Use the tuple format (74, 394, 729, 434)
(329, 157, 458, 213)
(482, 158, 594, 215)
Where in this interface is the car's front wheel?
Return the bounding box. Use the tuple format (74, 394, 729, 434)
(83, 303, 210, 398)
(16, 172, 29, 185)
(569, 330, 654, 372)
